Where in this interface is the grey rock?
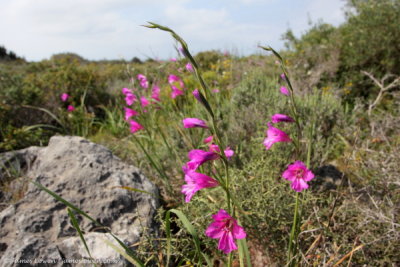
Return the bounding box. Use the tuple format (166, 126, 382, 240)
(0, 136, 159, 266)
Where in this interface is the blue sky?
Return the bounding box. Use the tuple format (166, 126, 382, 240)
(0, 0, 347, 61)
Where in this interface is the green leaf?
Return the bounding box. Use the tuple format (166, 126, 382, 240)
(101, 237, 144, 266)
(238, 238, 252, 267)
(67, 208, 97, 267)
(165, 209, 212, 267)
(113, 186, 156, 197)
(259, 45, 283, 61)
(21, 105, 65, 132)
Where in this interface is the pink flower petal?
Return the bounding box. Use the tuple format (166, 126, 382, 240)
(282, 161, 315, 192)
(137, 74, 149, 89)
(185, 63, 194, 72)
(203, 135, 213, 144)
(218, 232, 237, 254)
(124, 107, 139, 121)
(271, 114, 294, 123)
(171, 85, 184, 99)
(181, 167, 218, 202)
(280, 86, 289, 96)
(151, 85, 161, 102)
(263, 123, 291, 150)
(186, 149, 219, 171)
(129, 120, 144, 133)
(205, 209, 246, 254)
(125, 93, 137, 106)
(61, 93, 69, 102)
(122, 88, 132, 95)
(224, 147, 234, 159)
(140, 96, 150, 108)
(182, 118, 208, 129)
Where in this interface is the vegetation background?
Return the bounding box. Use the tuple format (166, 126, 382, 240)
(1, 0, 399, 265)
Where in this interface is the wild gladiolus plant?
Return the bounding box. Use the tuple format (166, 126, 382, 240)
(145, 22, 249, 266)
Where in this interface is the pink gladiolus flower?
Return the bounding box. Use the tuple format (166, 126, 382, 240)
(205, 209, 246, 254)
(209, 144, 220, 153)
(125, 93, 137, 106)
(67, 105, 75, 112)
(263, 123, 292, 150)
(186, 149, 219, 171)
(182, 118, 208, 129)
(181, 165, 218, 202)
(137, 74, 149, 89)
(61, 93, 69, 102)
(171, 85, 184, 99)
(224, 147, 234, 159)
(129, 120, 144, 133)
(122, 88, 132, 95)
(280, 73, 286, 80)
(168, 74, 185, 98)
(212, 89, 220, 93)
(203, 135, 213, 144)
(170, 58, 177, 62)
(271, 114, 295, 123)
(282, 161, 315, 192)
(140, 96, 150, 108)
(185, 63, 194, 72)
(151, 85, 161, 102)
(280, 86, 289, 96)
(124, 107, 138, 121)
(168, 74, 185, 88)
(193, 89, 202, 102)
(208, 144, 234, 159)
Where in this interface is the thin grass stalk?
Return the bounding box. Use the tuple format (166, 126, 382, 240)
(131, 134, 172, 193)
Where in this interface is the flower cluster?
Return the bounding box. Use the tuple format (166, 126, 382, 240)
(60, 93, 75, 112)
(180, 91, 245, 254)
(264, 73, 315, 192)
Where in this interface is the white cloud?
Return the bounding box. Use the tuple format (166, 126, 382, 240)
(306, 0, 345, 25)
(158, 3, 279, 56)
(0, 0, 346, 61)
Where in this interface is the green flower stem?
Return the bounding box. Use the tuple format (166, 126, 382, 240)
(223, 158, 232, 215)
(288, 192, 300, 266)
(227, 252, 233, 267)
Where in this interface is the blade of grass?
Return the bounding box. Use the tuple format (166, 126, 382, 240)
(67, 208, 97, 267)
(112, 186, 156, 197)
(22, 105, 66, 132)
(130, 135, 172, 192)
(238, 238, 252, 267)
(165, 209, 212, 267)
(101, 236, 144, 266)
(23, 124, 61, 132)
(333, 244, 364, 267)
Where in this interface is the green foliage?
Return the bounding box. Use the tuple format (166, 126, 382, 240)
(194, 50, 224, 71)
(283, 0, 400, 104)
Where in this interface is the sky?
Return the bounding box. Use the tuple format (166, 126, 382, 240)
(0, 0, 347, 61)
